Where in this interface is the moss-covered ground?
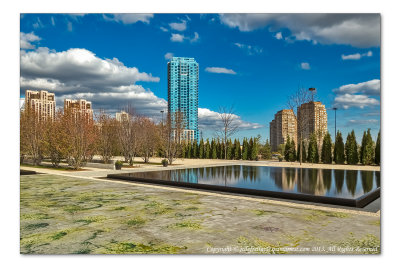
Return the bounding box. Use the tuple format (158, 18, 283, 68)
(20, 174, 380, 254)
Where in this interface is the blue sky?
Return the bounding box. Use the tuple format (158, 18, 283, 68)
(20, 13, 381, 142)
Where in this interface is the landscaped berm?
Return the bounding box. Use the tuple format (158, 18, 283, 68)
(20, 171, 380, 254)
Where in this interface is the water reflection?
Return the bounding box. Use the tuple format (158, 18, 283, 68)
(346, 170, 358, 196)
(334, 170, 345, 194)
(126, 166, 380, 199)
(361, 171, 373, 193)
(375, 171, 380, 187)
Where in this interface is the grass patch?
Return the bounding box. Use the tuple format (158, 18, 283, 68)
(250, 209, 277, 216)
(82, 230, 105, 245)
(73, 248, 92, 254)
(21, 228, 81, 252)
(145, 201, 172, 215)
(75, 216, 107, 225)
(168, 221, 202, 230)
(21, 213, 51, 220)
(75, 192, 101, 201)
(174, 212, 192, 218)
(334, 233, 380, 254)
(63, 205, 84, 214)
(187, 199, 202, 205)
(104, 241, 186, 254)
(301, 210, 349, 222)
(236, 236, 290, 254)
(323, 211, 349, 218)
(114, 206, 127, 211)
(30, 199, 57, 208)
(24, 223, 49, 231)
(63, 203, 103, 214)
(51, 231, 67, 240)
(369, 220, 380, 226)
(127, 217, 146, 226)
(185, 206, 199, 211)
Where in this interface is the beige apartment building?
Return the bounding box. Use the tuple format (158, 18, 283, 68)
(64, 99, 93, 120)
(270, 109, 297, 152)
(297, 101, 328, 145)
(116, 111, 129, 122)
(24, 90, 56, 121)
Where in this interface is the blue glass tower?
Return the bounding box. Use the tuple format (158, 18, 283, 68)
(168, 57, 199, 141)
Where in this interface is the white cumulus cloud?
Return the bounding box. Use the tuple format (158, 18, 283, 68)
(170, 32, 199, 43)
(190, 32, 200, 43)
(234, 43, 263, 55)
(170, 33, 185, 42)
(334, 79, 380, 95)
(164, 52, 174, 60)
(20, 32, 41, 50)
(198, 108, 263, 131)
(333, 79, 380, 109)
(300, 62, 310, 70)
(341, 51, 373, 60)
(205, 67, 237, 75)
(169, 20, 187, 31)
(333, 94, 379, 109)
(102, 14, 153, 24)
(219, 14, 380, 48)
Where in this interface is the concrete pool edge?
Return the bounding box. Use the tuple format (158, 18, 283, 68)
(106, 173, 381, 208)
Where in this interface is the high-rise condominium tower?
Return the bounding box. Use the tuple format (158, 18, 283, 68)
(116, 110, 129, 122)
(297, 101, 328, 143)
(270, 109, 297, 152)
(24, 90, 56, 121)
(64, 99, 93, 120)
(167, 57, 199, 141)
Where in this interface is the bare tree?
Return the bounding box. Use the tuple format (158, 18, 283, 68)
(43, 110, 69, 167)
(63, 108, 97, 169)
(20, 107, 45, 165)
(116, 105, 138, 165)
(137, 116, 159, 163)
(96, 110, 118, 164)
(287, 87, 313, 165)
(216, 106, 239, 159)
(163, 111, 186, 164)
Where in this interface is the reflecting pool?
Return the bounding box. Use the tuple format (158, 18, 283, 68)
(118, 165, 380, 199)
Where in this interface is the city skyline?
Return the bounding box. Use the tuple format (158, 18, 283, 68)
(19, 13, 381, 141)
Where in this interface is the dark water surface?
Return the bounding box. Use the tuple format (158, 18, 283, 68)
(123, 165, 380, 199)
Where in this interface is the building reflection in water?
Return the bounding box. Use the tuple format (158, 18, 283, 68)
(127, 166, 380, 198)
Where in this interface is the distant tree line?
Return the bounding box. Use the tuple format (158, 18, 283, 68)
(281, 129, 380, 165)
(175, 135, 273, 161)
